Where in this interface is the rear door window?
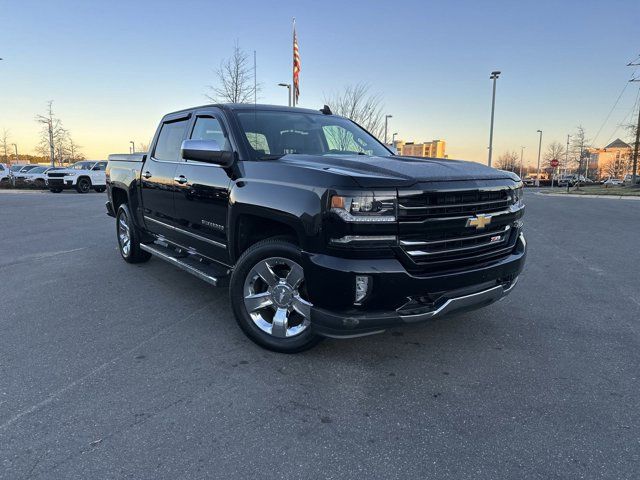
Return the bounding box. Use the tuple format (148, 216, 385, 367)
(154, 119, 189, 161)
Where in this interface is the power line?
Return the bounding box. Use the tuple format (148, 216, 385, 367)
(604, 87, 640, 146)
(591, 80, 630, 146)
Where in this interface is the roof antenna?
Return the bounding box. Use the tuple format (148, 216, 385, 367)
(320, 105, 332, 115)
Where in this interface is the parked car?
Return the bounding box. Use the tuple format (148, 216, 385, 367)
(23, 166, 59, 188)
(11, 164, 40, 186)
(522, 177, 535, 187)
(46, 161, 107, 193)
(603, 178, 623, 187)
(623, 174, 639, 185)
(106, 103, 526, 353)
(0, 163, 9, 184)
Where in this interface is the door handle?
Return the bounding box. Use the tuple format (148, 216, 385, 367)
(142, 171, 152, 179)
(174, 175, 188, 185)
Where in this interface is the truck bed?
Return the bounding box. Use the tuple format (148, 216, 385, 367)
(107, 153, 146, 163)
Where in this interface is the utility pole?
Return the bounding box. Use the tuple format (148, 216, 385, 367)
(564, 134, 571, 177)
(130, 141, 135, 154)
(384, 115, 393, 145)
(629, 69, 640, 185)
(519, 146, 525, 179)
(487, 71, 501, 167)
(535, 130, 543, 187)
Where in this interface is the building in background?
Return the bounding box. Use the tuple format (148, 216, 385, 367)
(394, 139, 446, 158)
(587, 138, 632, 179)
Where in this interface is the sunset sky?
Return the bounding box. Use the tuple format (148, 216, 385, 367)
(1, 0, 639, 164)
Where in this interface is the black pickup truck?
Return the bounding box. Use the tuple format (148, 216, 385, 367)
(106, 104, 526, 352)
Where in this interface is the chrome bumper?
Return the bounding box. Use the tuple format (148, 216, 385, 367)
(399, 277, 519, 323)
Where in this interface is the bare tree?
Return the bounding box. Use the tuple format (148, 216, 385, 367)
(206, 42, 259, 104)
(324, 83, 385, 139)
(35, 101, 66, 166)
(68, 137, 85, 163)
(543, 141, 566, 169)
(1, 129, 10, 163)
(496, 151, 519, 172)
(604, 151, 631, 179)
(135, 141, 150, 153)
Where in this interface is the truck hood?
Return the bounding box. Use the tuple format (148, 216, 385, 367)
(277, 154, 519, 188)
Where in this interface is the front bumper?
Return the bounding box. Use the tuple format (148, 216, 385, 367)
(304, 233, 526, 337)
(48, 178, 74, 189)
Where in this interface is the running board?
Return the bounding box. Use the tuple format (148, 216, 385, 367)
(140, 243, 230, 287)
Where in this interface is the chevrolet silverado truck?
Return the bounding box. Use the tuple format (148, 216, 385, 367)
(105, 104, 526, 353)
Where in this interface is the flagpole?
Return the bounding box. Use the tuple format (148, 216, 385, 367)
(292, 17, 296, 107)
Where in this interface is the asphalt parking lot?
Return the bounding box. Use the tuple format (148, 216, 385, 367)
(1, 189, 638, 479)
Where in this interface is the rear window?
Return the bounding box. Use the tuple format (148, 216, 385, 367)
(154, 119, 189, 161)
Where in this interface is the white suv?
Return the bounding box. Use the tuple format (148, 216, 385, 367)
(0, 163, 9, 185)
(47, 161, 107, 193)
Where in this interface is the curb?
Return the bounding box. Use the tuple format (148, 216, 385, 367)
(535, 192, 640, 201)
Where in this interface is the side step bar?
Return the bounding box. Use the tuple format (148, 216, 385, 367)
(140, 243, 230, 287)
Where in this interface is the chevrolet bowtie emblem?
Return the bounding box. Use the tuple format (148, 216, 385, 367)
(466, 214, 492, 229)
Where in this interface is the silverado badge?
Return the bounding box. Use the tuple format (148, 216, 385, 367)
(466, 214, 492, 230)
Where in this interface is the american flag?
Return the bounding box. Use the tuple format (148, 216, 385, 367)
(293, 23, 301, 104)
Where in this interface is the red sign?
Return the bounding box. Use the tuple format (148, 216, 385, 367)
(550, 159, 559, 168)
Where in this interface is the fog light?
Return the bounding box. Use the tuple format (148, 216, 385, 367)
(355, 276, 370, 304)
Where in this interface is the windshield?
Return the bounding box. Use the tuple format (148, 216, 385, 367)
(20, 165, 38, 172)
(71, 162, 96, 170)
(235, 110, 391, 160)
(29, 167, 47, 174)
(10, 165, 23, 172)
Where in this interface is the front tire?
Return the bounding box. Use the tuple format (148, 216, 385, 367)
(76, 178, 91, 193)
(229, 239, 322, 353)
(116, 204, 151, 264)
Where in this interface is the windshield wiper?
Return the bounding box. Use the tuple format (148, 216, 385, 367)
(259, 154, 285, 160)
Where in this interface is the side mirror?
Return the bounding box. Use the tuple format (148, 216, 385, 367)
(181, 140, 235, 167)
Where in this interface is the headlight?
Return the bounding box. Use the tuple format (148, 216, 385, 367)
(330, 192, 396, 222)
(65, 172, 76, 177)
(512, 186, 524, 206)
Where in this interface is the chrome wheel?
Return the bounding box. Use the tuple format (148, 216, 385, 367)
(118, 213, 131, 257)
(243, 257, 312, 338)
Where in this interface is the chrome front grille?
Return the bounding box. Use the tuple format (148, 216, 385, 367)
(398, 186, 522, 271)
(398, 188, 513, 221)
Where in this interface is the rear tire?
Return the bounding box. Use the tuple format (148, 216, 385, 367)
(76, 178, 91, 193)
(116, 204, 151, 264)
(229, 238, 322, 353)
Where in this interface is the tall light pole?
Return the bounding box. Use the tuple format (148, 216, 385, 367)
(384, 115, 393, 145)
(535, 130, 543, 187)
(629, 71, 640, 185)
(11, 143, 18, 165)
(130, 141, 135, 154)
(519, 146, 525, 179)
(487, 71, 501, 167)
(278, 83, 292, 107)
(392, 132, 398, 144)
(564, 134, 571, 177)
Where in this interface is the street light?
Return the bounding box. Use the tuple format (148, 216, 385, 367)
(130, 140, 135, 154)
(392, 132, 398, 144)
(278, 83, 292, 107)
(487, 71, 501, 168)
(384, 115, 393, 144)
(519, 146, 525, 179)
(535, 130, 543, 187)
